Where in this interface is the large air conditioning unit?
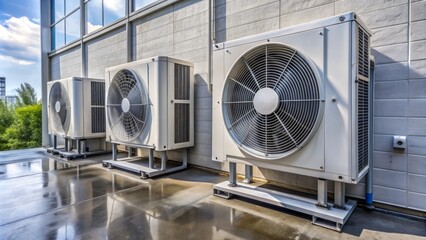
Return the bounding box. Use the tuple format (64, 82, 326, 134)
(47, 77, 109, 159)
(102, 57, 194, 178)
(212, 12, 372, 231)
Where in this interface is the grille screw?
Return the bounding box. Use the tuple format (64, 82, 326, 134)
(339, 16, 345, 21)
(332, 98, 337, 102)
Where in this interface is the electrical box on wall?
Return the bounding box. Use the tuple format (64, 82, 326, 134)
(393, 136, 406, 149)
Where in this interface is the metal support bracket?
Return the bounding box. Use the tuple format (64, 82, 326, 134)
(242, 164, 253, 184)
(334, 181, 346, 210)
(316, 179, 330, 209)
(228, 162, 237, 187)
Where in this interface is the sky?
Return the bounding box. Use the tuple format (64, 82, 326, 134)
(0, 0, 41, 98)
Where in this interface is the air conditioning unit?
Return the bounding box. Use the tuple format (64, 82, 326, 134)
(47, 77, 109, 159)
(103, 57, 194, 178)
(212, 12, 371, 231)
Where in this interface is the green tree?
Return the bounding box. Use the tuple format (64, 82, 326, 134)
(0, 100, 14, 134)
(2, 103, 42, 149)
(0, 101, 15, 150)
(15, 82, 38, 107)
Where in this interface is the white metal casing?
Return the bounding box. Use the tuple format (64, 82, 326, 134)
(105, 56, 194, 151)
(212, 12, 372, 184)
(47, 77, 106, 139)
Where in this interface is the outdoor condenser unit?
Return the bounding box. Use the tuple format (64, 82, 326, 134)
(212, 12, 372, 231)
(102, 57, 194, 178)
(47, 77, 109, 159)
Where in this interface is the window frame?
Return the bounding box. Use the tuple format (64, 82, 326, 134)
(51, 0, 81, 50)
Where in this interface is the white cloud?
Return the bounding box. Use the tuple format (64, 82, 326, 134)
(87, 21, 102, 34)
(104, 0, 125, 17)
(0, 16, 40, 65)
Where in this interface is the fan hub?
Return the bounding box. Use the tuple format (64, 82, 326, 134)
(55, 101, 61, 113)
(121, 98, 130, 113)
(253, 88, 279, 115)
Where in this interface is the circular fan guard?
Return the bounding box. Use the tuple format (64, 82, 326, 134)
(222, 43, 324, 159)
(49, 82, 71, 135)
(107, 69, 148, 142)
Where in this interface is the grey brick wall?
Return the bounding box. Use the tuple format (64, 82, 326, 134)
(50, 46, 81, 80)
(86, 27, 128, 79)
(47, 0, 426, 211)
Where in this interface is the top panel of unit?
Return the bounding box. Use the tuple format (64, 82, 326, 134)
(214, 12, 372, 50)
(50, 77, 104, 83)
(105, 56, 194, 72)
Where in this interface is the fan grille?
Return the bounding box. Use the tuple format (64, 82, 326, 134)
(48, 81, 70, 135)
(222, 43, 323, 159)
(107, 69, 148, 142)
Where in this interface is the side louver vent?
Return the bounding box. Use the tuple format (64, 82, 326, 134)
(175, 103, 190, 143)
(174, 63, 191, 143)
(91, 81, 106, 133)
(357, 78, 369, 173)
(222, 43, 323, 159)
(174, 64, 190, 100)
(358, 26, 369, 78)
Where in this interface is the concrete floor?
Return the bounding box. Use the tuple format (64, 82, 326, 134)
(0, 148, 425, 239)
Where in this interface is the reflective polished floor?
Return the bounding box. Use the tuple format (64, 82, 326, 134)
(0, 149, 425, 240)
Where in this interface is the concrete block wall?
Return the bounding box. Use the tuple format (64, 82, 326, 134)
(86, 27, 128, 79)
(50, 46, 81, 80)
(47, 0, 426, 211)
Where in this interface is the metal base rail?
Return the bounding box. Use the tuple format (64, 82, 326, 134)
(102, 143, 188, 179)
(213, 162, 357, 232)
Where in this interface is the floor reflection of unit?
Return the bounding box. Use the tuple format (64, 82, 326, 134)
(212, 12, 372, 231)
(47, 77, 111, 160)
(102, 57, 194, 178)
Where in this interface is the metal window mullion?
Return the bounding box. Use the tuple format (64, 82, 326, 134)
(50, 7, 80, 27)
(102, 0, 104, 26)
(81, 0, 87, 77)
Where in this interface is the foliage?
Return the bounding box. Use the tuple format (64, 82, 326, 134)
(0, 101, 15, 150)
(0, 101, 14, 134)
(16, 82, 38, 107)
(0, 103, 42, 150)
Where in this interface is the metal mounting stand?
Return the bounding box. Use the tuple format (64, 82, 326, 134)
(46, 135, 66, 155)
(213, 162, 356, 232)
(102, 146, 189, 179)
(47, 136, 110, 160)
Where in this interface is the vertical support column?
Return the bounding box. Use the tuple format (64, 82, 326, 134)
(80, 0, 87, 77)
(316, 179, 329, 208)
(228, 162, 237, 187)
(40, 0, 51, 147)
(149, 148, 154, 169)
(112, 143, 117, 160)
(242, 164, 253, 184)
(160, 151, 167, 171)
(77, 139, 82, 154)
(334, 181, 346, 209)
(65, 138, 70, 151)
(128, 147, 132, 157)
(53, 135, 57, 149)
(182, 148, 188, 168)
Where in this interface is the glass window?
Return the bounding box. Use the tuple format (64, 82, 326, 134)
(65, 9, 80, 44)
(52, 0, 65, 22)
(52, 20, 65, 50)
(104, 0, 125, 25)
(134, 0, 157, 11)
(86, 0, 102, 34)
(66, 0, 80, 14)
